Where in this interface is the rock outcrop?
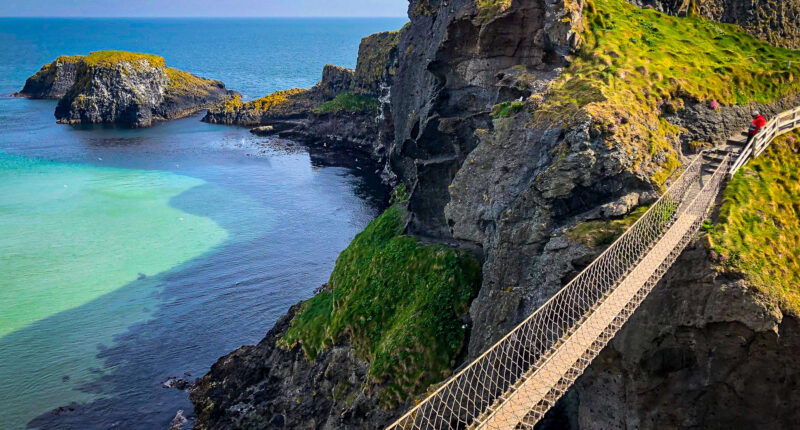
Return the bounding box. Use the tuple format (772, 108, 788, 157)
(203, 30, 403, 178)
(16, 51, 237, 127)
(628, 0, 800, 49)
(568, 238, 800, 430)
(13, 55, 81, 99)
(190, 305, 398, 430)
(190, 1, 800, 429)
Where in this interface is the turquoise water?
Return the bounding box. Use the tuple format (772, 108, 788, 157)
(0, 153, 229, 338)
(0, 17, 404, 429)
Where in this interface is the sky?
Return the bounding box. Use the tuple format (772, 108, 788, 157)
(0, 0, 409, 18)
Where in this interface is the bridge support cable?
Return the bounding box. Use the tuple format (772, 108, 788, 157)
(387, 153, 730, 430)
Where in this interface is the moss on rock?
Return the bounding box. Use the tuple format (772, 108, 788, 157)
(353, 28, 404, 95)
(711, 130, 800, 315)
(313, 92, 380, 114)
(280, 201, 482, 406)
(536, 0, 800, 186)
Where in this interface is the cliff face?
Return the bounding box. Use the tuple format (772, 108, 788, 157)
(13, 55, 80, 99)
(570, 239, 800, 429)
(628, 0, 800, 49)
(18, 51, 236, 127)
(191, 1, 800, 428)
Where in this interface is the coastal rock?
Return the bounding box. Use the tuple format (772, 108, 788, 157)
(190, 305, 395, 430)
(17, 51, 237, 127)
(191, 1, 800, 428)
(169, 410, 189, 430)
(567, 238, 800, 429)
(203, 29, 403, 174)
(13, 55, 80, 99)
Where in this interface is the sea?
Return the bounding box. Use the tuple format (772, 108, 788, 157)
(0, 17, 407, 429)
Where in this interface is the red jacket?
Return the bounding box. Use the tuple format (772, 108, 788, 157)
(750, 115, 766, 135)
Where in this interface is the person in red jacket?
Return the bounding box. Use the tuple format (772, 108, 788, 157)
(747, 110, 767, 145)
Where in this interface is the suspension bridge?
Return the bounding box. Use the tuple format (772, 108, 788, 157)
(387, 106, 800, 430)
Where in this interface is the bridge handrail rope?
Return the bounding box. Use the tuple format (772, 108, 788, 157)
(730, 106, 800, 176)
(388, 105, 800, 430)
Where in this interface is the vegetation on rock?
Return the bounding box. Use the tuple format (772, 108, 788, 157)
(536, 0, 800, 186)
(475, 0, 512, 23)
(711, 131, 800, 315)
(164, 68, 221, 97)
(280, 199, 481, 406)
(80, 50, 166, 68)
(313, 92, 380, 114)
(568, 205, 649, 247)
(218, 89, 314, 117)
(354, 28, 404, 94)
(491, 101, 526, 119)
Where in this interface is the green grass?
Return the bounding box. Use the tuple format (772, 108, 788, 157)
(280, 202, 481, 406)
(711, 131, 800, 315)
(536, 0, 800, 185)
(313, 92, 380, 114)
(491, 101, 525, 119)
(82, 51, 166, 68)
(568, 205, 649, 247)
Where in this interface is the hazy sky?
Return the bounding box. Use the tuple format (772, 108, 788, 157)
(0, 0, 409, 17)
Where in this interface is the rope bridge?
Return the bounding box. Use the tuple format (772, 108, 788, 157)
(387, 106, 800, 430)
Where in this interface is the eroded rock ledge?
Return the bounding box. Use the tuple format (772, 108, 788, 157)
(15, 51, 237, 128)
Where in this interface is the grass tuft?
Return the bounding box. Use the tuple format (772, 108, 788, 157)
(711, 131, 800, 315)
(280, 203, 481, 406)
(313, 92, 380, 114)
(568, 205, 649, 247)
(536, 0, 800, 186)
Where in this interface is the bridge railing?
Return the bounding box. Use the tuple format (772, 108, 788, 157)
(730, 106, 800, 176)
(387, 153, 709, 430)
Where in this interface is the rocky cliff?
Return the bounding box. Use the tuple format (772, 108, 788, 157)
(13, 55, 81, 99)
(203, 30, 403, 177)
(569, 238, 800, 430)
(190, 1, 800, 428)
(17, 51, 237, 127)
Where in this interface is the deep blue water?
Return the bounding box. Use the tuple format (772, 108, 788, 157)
(0, 17, 406, 429)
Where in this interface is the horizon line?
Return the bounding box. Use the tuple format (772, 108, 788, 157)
(0, 15, 409, 19)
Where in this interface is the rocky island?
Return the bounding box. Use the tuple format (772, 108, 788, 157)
(15, 51, 237, 128)
(188, 0, 800, 429)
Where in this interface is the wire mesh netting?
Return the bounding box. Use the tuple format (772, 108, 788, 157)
(388, 153, 731, 430)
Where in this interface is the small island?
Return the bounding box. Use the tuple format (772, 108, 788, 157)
(15, 51, 238, 128)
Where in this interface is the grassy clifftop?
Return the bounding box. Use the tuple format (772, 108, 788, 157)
(280, 194, 481, 405)
(80, 50, 166, 68)
(711, 131, 800, 315)
(536, 0, 800, 186)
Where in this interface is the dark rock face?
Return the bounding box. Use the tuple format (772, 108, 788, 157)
(190, 305, 396, 430)
(569, 238, 800, 430)
(18, 53, 237, 128)
(668, 94, 800, 151)
(390, 0, 582, 238)
(627, 0, 800, 49)
(13, 56, 80, 99)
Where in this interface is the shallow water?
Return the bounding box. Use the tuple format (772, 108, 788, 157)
(0, 17, 404, 429)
